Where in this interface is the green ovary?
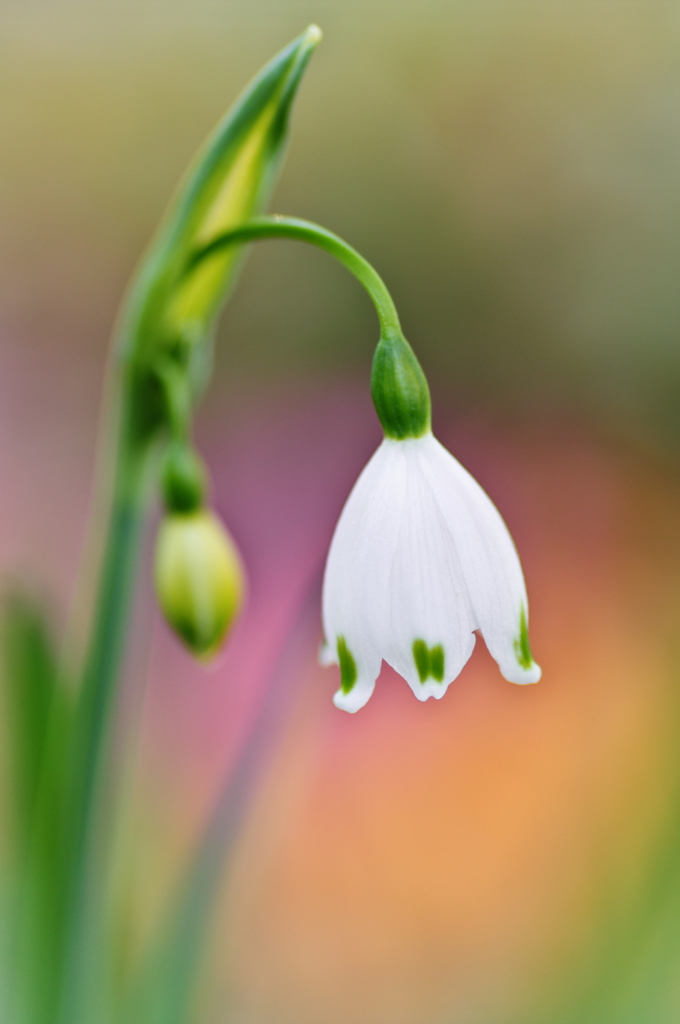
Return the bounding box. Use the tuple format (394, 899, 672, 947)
(337, 636, 358, 693)
(514, 603, 534, 669)
(412, 640, 445, 683)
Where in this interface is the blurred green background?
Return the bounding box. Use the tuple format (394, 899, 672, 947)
(5, 2, 680, 1023)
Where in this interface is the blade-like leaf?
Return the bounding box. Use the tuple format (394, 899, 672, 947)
(2, 593, 73, 1024)
(2, 593, 58, 855)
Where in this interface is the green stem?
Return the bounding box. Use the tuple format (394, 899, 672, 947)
(186, 215, 403, 339)
(57, 395, 155, 1022)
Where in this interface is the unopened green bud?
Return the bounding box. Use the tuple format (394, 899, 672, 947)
(161, 443, 208, 513)
(371, 332, 431, 439)
(154, 509, 245, 659)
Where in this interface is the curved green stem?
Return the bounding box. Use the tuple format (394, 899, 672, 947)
(186, 215, 403, 339)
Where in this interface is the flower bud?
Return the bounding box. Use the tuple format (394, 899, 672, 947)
(371, 332, 431, 439)
(154, 509, 245, 659)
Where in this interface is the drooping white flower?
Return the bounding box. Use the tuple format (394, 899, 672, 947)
(321, 432, 541, 713)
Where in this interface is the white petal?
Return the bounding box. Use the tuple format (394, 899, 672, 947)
(418, 435, 541, 685)
(318, 642, 336, 667)
(332, 671, 376, 713)
(321, 440, 407, 711)
(379, 438, 477, 700)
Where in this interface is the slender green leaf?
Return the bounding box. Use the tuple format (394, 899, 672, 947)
(2, 593, 74, 1024)
(2, 593, 58, 856)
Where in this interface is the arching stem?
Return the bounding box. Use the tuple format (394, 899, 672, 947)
(186, 215, 403, 340)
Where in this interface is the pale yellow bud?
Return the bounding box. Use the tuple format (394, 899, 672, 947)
(154, 509, 245, 659)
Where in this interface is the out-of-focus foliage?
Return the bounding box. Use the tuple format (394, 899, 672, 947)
(1, 595, 72, 1024)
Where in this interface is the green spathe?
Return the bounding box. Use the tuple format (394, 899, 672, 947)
(371, 332, 431, 439)
(119, 26, 322, 445)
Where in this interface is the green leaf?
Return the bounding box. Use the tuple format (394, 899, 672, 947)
(2, 592, 58, 855)
(122, 24, 322, 390)
(2, 592, 73, 1024)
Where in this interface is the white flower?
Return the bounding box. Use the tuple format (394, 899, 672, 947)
(321, 432, 541, 712)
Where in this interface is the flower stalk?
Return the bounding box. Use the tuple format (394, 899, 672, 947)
(186, 214, 403, 334)
(187, 214, 433, 436)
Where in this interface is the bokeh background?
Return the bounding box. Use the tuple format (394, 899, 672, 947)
(4, 1, 680, 1021)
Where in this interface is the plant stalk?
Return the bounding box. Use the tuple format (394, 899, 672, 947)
(56, 378, 157, 1023)
(187, 215, 403, 339)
